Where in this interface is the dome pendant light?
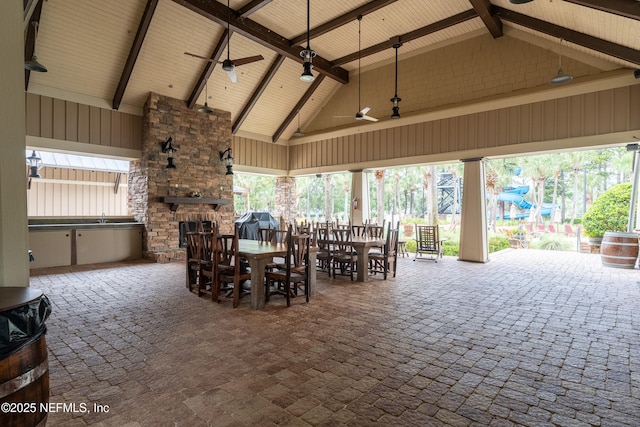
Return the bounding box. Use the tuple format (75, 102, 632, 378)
(390, 43, 402, 119)
(549, 39, 573, 85)
(198, 82, 213, 113)
(25, 22, 47, 73)
(293, 112, 304, 137)
(300, 0, 316, 82)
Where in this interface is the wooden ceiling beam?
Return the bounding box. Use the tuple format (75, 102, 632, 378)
(232, 55, 285, 134)
(237, 0, 272, 18)
(333, 9, 477, 66)
(468, 0, 502, 39)
(173, 0, 349, 84)
(112, 0, 159, 110)
(289, 0, 398, 46)
(272, 74, 325, 143)
(495, 6, 640, 65)
(186, 29, 231, 109)
(562, 0, 640, 21)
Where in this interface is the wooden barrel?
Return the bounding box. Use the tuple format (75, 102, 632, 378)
(600, 231, 639, 269)
(0, 288, 50, 427)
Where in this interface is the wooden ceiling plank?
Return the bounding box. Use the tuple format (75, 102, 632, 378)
(237, 0, 273, 18)
(495, 6, 640, 66)
(563, 0, 640, 21)
(112, 0, 159, 110)
(272, 74, 325, 143)
(24, 0, 43, 91)
(186, 29, 231, 109)
(333, 9, 477, 66)
(232, 55, 285, 134)
(172, 0, 349, 84)
(468, 0, 502, 39)
(289, 0, 398, 46)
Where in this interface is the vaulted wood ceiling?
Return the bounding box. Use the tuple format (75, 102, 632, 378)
(24, 0, 640, 144)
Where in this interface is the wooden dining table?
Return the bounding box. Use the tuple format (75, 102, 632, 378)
(349, 236, 386, 282)
(238, 239, 317, 310)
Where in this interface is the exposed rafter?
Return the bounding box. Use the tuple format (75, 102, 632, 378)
(186, 29, 231, 110)
(232, 55, 285, 134)
(495, 6, 640, 66)
(24, 0, 43, 91)
(237, 0, 272, 18)
(272, 74, 325, 143)
(468, 0, 502, 39)
(333, 9, 477, 66)
(563, 0, 640, 21)
(112, 0, 159, 110)
(289, 0, 398, 46)
(172, 0, 349, 84)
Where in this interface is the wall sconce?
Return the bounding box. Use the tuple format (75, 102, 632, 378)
(219, 147, 234, 175)
(26, 150, 43, 178)
(161, 137, 177, 169)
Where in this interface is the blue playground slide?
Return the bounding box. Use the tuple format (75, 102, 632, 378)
(498, 185, 555, 219)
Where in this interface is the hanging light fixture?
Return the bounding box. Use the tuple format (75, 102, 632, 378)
(26, 150, 43, 178)
(198, 82, 213, 113)
(161, 137, 177, 169)
(510, 0, 534, 4)
(219, 147, 234, 175)
(293, 112, 304, 137)
(390, 43, 402, 119)
(300, 0, 316, 82)
(549, 39, 573, 85)
(25, 22, 47, 73)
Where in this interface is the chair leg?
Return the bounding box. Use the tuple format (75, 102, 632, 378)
(285, 281, 291, 307)
(233, 278, 240, 308)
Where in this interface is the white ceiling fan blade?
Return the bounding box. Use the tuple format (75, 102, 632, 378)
(226, 68, 238, 83)
(362, 115, 379, 122)
(360, 107, 371, 115)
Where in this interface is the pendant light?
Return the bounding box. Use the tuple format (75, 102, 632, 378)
(198, 82, 213, 113)
(549, 39, 572, 85)
(300, 0, 316, 82)
(25, 22, 47, 73)
(293, 113, 304, 137)
(390, 43, 402, 119)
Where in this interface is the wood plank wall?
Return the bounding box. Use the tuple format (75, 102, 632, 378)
(25, 93, 142, 150)
(27, 167, 129, 216)
(290, 86, 640, 172)
(232, 136, 288, 172)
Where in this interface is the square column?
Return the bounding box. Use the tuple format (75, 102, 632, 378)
(350, 170, 369, 225)
(459, 158, 488, 263)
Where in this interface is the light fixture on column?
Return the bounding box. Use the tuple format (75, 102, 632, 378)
(219, 147, 234, 175)
(300, 0, 316, 82)
(549, 39, 573, 85)
(390, 43, 402, 119)
(26, 150, 43, 178)
(161, 137, 177, 169)
(293, 112, 304, 137)
(198, 82, 213, 114)
(25, 22, 48, 73)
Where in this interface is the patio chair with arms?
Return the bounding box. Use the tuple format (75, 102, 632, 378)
(413, 225, 444, 262)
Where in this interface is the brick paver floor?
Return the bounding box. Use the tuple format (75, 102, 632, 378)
(29, 249, 640, 426)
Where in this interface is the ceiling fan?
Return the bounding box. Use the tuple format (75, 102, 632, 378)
(184, 0, 263, 83)
(335, 15, 378, 122)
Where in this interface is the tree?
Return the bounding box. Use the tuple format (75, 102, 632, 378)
(374, 170, 385, 225)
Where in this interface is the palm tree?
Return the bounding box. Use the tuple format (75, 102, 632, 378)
(374, 169, 385, 225)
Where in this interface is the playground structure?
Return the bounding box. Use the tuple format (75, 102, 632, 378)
(498, 185, 557, 220)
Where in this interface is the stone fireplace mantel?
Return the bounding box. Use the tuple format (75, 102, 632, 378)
(160, 196, 232, 212)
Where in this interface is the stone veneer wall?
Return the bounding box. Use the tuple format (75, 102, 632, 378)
(130, 93, 234, 262)
(273, 176, 297, 227)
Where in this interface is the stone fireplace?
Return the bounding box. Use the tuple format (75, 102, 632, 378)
(129, 93, 234, 262)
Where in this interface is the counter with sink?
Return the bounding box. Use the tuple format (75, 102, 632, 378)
(29, 217, 144, 269)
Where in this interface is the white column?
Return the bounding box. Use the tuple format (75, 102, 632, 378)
(0, 1, 30, 286)
(350, 170, 369, 225)
(458, 158, 488, 263)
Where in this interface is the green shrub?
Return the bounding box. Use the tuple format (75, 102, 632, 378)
(405, 239, 417, 253)
(531, 234, 572, 251)
(488, 235, 510, 253)
(582, 183, 632, 237)
(442, 240, 459, 256)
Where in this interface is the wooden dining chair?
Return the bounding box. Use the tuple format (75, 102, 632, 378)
(332, 228, 357, 280)
(369, 222, 400, 279)
(185, 231, 203, 293)
(206, 225, 251, 308)
(315, 225, 332, 276)
(265, 225, 310, 307)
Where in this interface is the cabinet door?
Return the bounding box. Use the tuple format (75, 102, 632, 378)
(77, 228, 142, 265)
(29, 230, 72, 268)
